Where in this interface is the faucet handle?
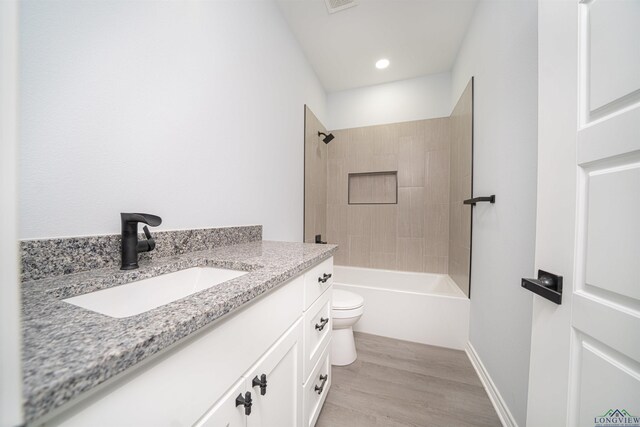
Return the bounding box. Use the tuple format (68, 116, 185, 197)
(143, 225, 153, 240)
(141, 226, 156, 251)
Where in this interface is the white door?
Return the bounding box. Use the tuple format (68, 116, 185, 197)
(195, 378, 247, 427)
(528, 1, 640, 426)
(247, 320, 303, 427)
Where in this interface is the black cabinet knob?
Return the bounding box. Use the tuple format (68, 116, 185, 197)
(315, 317, 329, 331)
(318, 273, 332, 283)
(252, 374, 268, 396)
(235, 391, 252, 416)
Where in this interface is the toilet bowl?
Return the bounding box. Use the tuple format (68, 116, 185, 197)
(331, 289, 364, 366)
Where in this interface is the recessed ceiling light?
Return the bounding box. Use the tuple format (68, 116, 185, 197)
(375, 59, 390, 69)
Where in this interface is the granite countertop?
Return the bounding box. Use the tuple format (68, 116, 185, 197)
(21, 240, 337, 424)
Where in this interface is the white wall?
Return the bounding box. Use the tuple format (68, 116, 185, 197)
(20, 0, 326, 241)
(451, 1, 537, 425)
(0, 0, 23, 425)
(326, 72, 451, 130)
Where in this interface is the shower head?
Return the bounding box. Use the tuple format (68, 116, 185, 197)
(318, 131, 335, 144)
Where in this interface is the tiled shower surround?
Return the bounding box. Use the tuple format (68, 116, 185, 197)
(326, 118, 452, 273)
(310, 79, 474, 294)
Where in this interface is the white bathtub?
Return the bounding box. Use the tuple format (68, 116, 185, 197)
(333, 266, 470, 350)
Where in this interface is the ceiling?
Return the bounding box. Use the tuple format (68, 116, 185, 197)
(276, 0, 477, 92)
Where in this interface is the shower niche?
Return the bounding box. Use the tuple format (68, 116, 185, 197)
(348, 171, 398, 205)
(303, 78, 474, 297)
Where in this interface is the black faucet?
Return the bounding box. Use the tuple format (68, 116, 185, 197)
(120, 213, 162, 270)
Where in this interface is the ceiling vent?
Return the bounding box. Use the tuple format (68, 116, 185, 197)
(324, 0, 358, 14)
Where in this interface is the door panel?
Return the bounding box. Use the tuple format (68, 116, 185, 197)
(585, 163, 640, 300)
(572, 294, 640, 365)
(588, 0, 640, 112)
(246, 320, 302, 427)
(575, 336, 640, 427)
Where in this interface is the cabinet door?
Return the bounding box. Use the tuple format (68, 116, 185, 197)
(194, 378, 246, 427)
(246, 319, 303, 427)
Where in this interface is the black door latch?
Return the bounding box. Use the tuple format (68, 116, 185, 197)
(522, 270, 563, 304)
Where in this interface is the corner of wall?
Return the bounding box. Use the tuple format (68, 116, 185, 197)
(448, 1, 538, 425)
(0, 0, 25, 424)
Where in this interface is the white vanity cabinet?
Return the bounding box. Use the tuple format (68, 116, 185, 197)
(197, 254, 335, 427)
(42, 256, 333, 427)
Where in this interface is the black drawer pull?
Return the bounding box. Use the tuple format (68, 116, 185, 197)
(315, 317, 329, 331)
(235, 391, 252, 415)
(314, 374, 328, 394)
(252, 374, 267, 395)
(318, 273, 332, 283)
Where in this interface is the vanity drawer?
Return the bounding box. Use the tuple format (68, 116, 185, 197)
(303, 344, 331, 427)
(303, 257, 333, 310)
(303, 288, 332, 380)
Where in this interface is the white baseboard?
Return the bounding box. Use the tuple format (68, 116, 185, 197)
(465, 342, 518, 427)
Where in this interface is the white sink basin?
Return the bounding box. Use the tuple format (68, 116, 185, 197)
(63, 267, 248, 318)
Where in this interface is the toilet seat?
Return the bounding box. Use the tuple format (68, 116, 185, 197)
(332, 289, 364, 319)
(332, 289, 364, 310)
(332, 304, 364, 319)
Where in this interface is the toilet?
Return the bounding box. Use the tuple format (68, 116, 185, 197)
(331, 289, 365, 366)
